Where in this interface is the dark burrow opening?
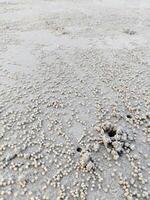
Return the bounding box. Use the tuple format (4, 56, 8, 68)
(126, 114, 132, 119)
(76, 147, 82, 152)
(107, 129, 116, 137)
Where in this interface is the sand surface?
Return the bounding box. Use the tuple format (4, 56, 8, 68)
(0, 0, 150, 199)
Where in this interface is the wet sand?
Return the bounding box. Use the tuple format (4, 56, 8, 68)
(0, 0, 150, 199)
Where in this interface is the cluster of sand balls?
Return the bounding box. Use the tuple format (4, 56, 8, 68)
(76, 150, 95, 172)
(76, 120, 135, 174)
(94, 121, 135, 160)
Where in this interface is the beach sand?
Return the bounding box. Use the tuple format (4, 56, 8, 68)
(0, 0, 150, 199)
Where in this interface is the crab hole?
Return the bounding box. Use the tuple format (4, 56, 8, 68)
(126, 114, 132, 119)
(76, 147, 82, 152)
(108, 129, 116, 137)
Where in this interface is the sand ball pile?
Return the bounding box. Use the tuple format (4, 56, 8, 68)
(95, 121, 135, 160)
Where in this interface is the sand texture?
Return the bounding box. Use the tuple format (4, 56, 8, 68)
(0, 0, 150, 199)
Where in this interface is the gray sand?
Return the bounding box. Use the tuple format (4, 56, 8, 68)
(0, 0, 150, 199)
